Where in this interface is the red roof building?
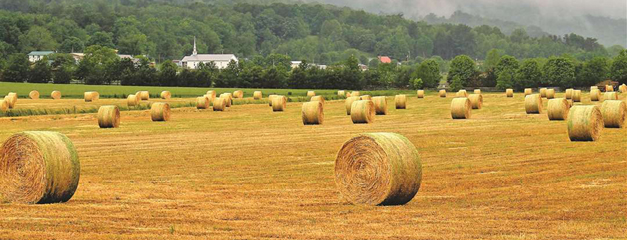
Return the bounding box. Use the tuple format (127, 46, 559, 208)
(378, 56, 392, 64)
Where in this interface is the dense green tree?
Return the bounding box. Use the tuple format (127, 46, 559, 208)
(483, 49, 503, 71)
(2, 53, 29, 82)
(29, 60, 52, 83)
(496, 69, 514, 90)
(543, 57, 576, 88)
(159, 60, 178, 86)
(494, 55, 519, 77)
(18, 26, 58, 52)
(610, 50, 627, 84)
(414, 59, 440, 88)
(514, 59, 542, 90)
(87, 32, 115, 48)
(579, 57, 609, 87)
(447, 55, 476, 88)
(59, 37, 85, 53)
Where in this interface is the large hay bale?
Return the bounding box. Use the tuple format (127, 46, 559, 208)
(547, 98, 569, 121)
(346, 92, 352, 97)
(29, 91, 39, 100)
(196, 96, 210, 109)
(206, 91, 216, 100)
(138, 91, 150, 100)
(620, 84, 627, 93)
(272, 95, 287, 112)
(84, 92, 96, 102)
(605, 85, 613, 92)
(307, 91, 316, 97)
(311, 96, 325, 105)
(506, 89, 514, 98)
(351, 91, 361, 97)
(565, 89, 574, 99)
(567, 105, 602, 141)
(451, 98, 471, 119)
(351, 100, 375, 124)
(150, 102, 170, 122)
(468, 94, 483, 109)
(253, 91, 262, 100)
(417, 90, 425, 98)
(5, 93, 17, 109)
(338, 91, 345, 97)
(524, 88, 533, 96)
(525, 94, 543, 114)
(456, 90, 468, 98)
(51, 91, 62, 100)
(302, 101, 324, 125)
(213, 97, 227, 111)
(600, 100, 626, 128)
(0, 100, 8, 112)
(160, 91, 171, 100)
(233, 90, 244, 99)
(345, 96, 360, 115)
(395, 95, 407, 109)
(220, 93, 233, 107)
(546, 89, 555, 99)
(127, 94, 139, 107)
(360, 95, 372, 101)
(603, 91, 618, 101)
(590, 89, 601, 101)
(439, 90, 447, 98)
(572, 90, 582, 102)
(590, 86, 598, 91)
(97, 105, 120, 128)
(268, 94, 278, 106)
(334, 132, 422, 205)
(473, 89, 481, 94)
(0, 131, 80, 204)
(372, 96, 388, 115)
(540, 88, 547, 98)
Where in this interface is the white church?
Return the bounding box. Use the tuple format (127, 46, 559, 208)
(181, 37, 238, 69)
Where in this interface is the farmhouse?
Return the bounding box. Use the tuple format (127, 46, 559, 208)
(181, 38, 238, 69)
(28, 51, 54, 62)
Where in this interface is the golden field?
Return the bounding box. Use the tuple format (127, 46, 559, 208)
(0, 92, 625, 239)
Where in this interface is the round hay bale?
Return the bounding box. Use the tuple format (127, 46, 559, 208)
(372, 96, 388, 115)
(311, 96, 325, 105)
(302, 101, 324, 125)
(345, 96, 360, 115)
(127, 94, 139, 107)
(0, 100, 8, 112)
(84, 92, 96, 102)
(138, 91, 150, 100)
(524, 88, 533, 96)
(468, 94, 483, 109)
(590, 86, 598, 91)
(160, 91, 171, 100)
(150, 102, 170, 122)
(567, 105, 602, 141)
(605, 85, 613, 92)
(547, 98, 569, 121)
(360, 95, 372, 101)
(196, 96, 210, 109)
(93, 92, 100, 101)
(590, 89, 601, 101)
(540, 88, 547, 98)
(0, 131, 80, 204)
(5, 93, 17, 109)
(572, 90, 582, 102)
(439, 90, 447, 98)
(29, 91, 39, 100)
(253, 91, 262, 100)
(268, 94, 278, 106)
(525, 94, 543, 114)
(456, 90, 468, 98)
(451, 98, 471, 119)
(97, 105, 120, 128)
(338, 91, 345, 97)
(206, 91, 216, 100)
(603, 91, 618, 101)
(271, 95, 287, 112)
(334, 132, 422, 205)
(233, 90, 244, 99)
(346, 92, 352, 97)
(51, 91, 61, 100)
(417, 90, 425, 98)
(220, 93, 233, 107)
(307, 91, 316, 97)
(473, 89, 481, 94)
(565, 89, 574, 99)
(546, 89, 555, 99)
(395, 95, 407, 109)
(506, 89, 514, 98)
(351, 91, 361, 97)
(212, 97, 227, 111)
(600, 100, 626, 128)
(620, 84, 627, 93)
(350, 100, 375, 124)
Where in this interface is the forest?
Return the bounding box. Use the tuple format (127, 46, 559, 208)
(0, 0, 626, 90)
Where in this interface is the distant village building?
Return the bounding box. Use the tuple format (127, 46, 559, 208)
(290, 61, 302, 69)
(358, 64, 368, 71)
(181, 37, 238, 69)
(28, 51, 54, 62)
(378, 56, 392, 64)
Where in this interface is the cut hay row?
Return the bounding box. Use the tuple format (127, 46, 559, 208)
(468, 94, 483, 109)
(350, 100, 375, 124)
(546, 89, 555, 99)
(97, 105, 120, 128)
(572, 90, 581, 102)
(160, 91, 171, 100)
(150, 102, 170, 121)
(0, 131, 80, 204)
(372, 96, 388, 115)
(547, 98, 569, 121)
(439, 90, 446, 98)
(253, 91, 263, 100)
(506, 89, 514, 98)
(345, 97, 360, 115)
(600, 100, 626, 128)
(334, 132, 422, 205)
(590, 89, 601, 101)
(302, 101, 324, 125)
(395, 95, 407, 109)
(525, 94, 543, 114)
(127, 94, 139, 107)
(29, 91, 39, 100)
(196, 96, 210, 109)
(213, 97, 227, 111)
(524, 88, 532, 96)
(417, 90, 425, 98)
(567, 105, 602, 141)
(272, 95, 287, 112)
(451, 97, 471, 119)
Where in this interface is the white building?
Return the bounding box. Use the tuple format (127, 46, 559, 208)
(181, 37, 238, 69)
(28, 51, 54, 62)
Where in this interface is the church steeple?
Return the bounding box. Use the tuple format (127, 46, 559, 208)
(192, 36, 198, 56)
